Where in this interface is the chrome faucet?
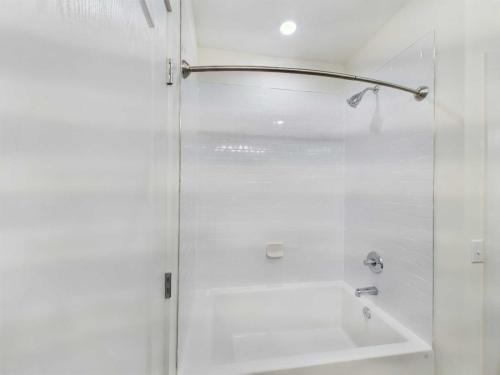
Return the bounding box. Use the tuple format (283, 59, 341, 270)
(355, 286, 379, 297)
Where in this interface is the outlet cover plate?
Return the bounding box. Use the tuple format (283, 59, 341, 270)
(471, 239, 485, 263)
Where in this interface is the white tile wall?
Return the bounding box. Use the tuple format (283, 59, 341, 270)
(180, 82, 345, 290)
(344, 35, 434, 344)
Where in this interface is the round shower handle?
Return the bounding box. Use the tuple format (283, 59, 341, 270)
(363, 252, 384, 273)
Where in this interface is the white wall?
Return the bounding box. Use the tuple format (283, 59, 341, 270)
(344, 35, 434, 344)
(484, 52, 500, 375)
(0, 1, 178, 374)
(346, 0, 490, 373)
(471, 1, 500, 374)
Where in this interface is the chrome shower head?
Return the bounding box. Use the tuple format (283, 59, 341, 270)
(347, 86, 379, 108)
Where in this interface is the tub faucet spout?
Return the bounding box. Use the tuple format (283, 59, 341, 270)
(355, 286, 379, 297)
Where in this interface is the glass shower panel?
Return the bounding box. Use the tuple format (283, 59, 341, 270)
(178, 82, 345, 374)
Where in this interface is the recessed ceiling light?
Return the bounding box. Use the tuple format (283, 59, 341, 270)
(280, 21, 297, 36)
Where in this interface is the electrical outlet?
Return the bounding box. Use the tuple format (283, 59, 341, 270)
(471, 239, 485, 263)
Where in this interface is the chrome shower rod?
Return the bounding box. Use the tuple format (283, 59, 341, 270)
(181, 60, 429, 101)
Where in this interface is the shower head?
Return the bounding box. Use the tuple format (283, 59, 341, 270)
(347, 86, 379, 108)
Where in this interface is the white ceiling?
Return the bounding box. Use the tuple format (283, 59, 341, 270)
(191, 0, 410, 63)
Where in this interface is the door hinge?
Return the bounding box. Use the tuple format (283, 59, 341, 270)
(166, 58, 174, 86)
(165, 273, 172, 299)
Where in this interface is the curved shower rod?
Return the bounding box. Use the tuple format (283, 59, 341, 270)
(181, 60, 429, 101)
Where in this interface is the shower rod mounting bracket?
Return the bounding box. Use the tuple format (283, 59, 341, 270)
(415, 86, 430, 101)
(181, 60, 429, 102)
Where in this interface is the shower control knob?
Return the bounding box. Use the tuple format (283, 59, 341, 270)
(363, 252, 384, 273)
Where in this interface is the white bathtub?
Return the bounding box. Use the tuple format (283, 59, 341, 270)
(178, 282, 433, 375)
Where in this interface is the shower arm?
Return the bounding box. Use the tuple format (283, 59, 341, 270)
(181, 60, 429, 101)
